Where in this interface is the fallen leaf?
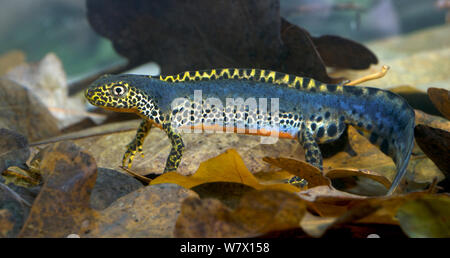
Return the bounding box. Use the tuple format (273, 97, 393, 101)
(427, 88, 450, 120)
(191, 182, 255, 209)
(415, 109, 450, 132)
(262, 156, 331, 188)
(19, 141, 98, 237)
(396, 194, 450, 238)
(253, 169, 293, 183)
(174, 190, 307, 237)
(297, 185, 367, 202)
(414, 125, 450, 179)
(325, 169, 392, 190)
(85, 184, 197, 237)
(2, 166, 40, 188)
(150, 149, 300, 193)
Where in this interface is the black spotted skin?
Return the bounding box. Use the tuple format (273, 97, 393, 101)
(85, 68, 415, 194)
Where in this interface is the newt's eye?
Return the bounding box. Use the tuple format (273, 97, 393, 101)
(112, 85, 126, 97)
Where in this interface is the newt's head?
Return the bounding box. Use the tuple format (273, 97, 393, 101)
(85, 74, 150, 113)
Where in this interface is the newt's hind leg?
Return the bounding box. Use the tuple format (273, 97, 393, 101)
(162, 123, 185, 172)
(123, 119, 153, 168)
(288, 128, 323, 185)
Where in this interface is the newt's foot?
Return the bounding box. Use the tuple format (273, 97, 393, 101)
(122, 140, 145, 168)
(287, 176, 308, 188)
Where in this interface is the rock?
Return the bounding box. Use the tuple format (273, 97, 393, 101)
(19, 141, 97, 237)
(90, 168, 143, 210)
(85, 183, 198, 237)
(0, 128, 29, 173)
(0, 183, 31, 237)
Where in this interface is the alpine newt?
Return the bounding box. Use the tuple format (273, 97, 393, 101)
(85, 68, 415, 195)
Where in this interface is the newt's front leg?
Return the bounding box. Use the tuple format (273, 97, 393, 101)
(288, 127, 323, 186)
(162, 122, 185, 172)
(123, 119, 153, 168)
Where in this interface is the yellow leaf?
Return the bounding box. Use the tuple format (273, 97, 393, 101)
(150, 149, 300, 192)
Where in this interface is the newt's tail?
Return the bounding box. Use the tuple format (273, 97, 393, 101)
(340, 86, 415, 195)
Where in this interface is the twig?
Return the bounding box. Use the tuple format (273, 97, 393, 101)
(0, 183, 32, 207)
(345, 65, 390, 86)
(120, 166, 152, 185)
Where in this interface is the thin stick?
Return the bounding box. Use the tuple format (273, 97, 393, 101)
(120, 166, 152, 184)
(345, 65, 390, 86)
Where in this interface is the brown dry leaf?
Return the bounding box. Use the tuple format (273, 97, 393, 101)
(300, 198, 385, 238)
(415, 109, 450, 131)
(253, 169, 293, 183)
(262, 157, 331, 188)
(414, 125, 450, 178)
(85, 184, 198, 238)
(19, 141, 98, 237)
(299, 191, 450, 237)
(150, 149, 300, 193)
(396, 194, 450, 238)
(2, 166, 40, 188)
(191, 182, 255, 209)
(298, 192, 400, 237)
(296, 186, 367, 218)
(428, 88, 450, 120)
(297, 185, 367, 202)
(174, 190, 307, 237)
(263, 153, 391, 192)
(325, 169, 392, 189)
